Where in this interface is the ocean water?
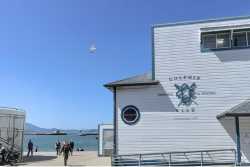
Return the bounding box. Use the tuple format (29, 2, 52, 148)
(24, 134, 98, 152)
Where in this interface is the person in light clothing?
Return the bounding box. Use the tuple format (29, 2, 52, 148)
(60, 141, 72, 166)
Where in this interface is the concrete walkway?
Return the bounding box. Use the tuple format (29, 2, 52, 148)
(18, 151, 111, 166)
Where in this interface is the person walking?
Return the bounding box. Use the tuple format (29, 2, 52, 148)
(69, 141, 74, 156)
(60, 141, 71, 166)
(27, 139, 33, 157)
(55, 141, 61, 156)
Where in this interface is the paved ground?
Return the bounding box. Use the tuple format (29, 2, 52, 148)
(17, 151, 111, 166)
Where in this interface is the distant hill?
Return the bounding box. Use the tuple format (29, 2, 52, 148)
(25, 123, 97, 134)
(25, 123, 49, 132)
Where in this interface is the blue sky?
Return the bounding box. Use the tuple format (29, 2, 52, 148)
(0, 0, 250, 129)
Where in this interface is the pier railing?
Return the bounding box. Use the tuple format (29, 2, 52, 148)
(112, 149, 236, 166)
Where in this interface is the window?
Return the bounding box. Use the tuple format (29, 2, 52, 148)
(202, 34, 216, 49)
(233, 32, 247, 47)
(201, 32, 230, 50)
(201, 28, 250, 51)
(216, 33, 230, 48)
(121, 105, 140, 125)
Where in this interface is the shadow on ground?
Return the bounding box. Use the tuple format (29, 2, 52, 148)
(22, 155, 57, 162)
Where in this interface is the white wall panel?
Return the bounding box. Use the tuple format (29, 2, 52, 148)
(116, 17, 250, 162)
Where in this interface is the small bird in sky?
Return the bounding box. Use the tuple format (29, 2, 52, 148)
(89, 43, 96, 53)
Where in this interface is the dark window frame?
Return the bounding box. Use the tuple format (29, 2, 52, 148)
(201, 28, 250, 52)
(202, 34, 216, 49)
(233, 31, 247, 48)
(201, 30, 231, 51)
(121, 105, 140, 125)
(216, 32, 231, 49)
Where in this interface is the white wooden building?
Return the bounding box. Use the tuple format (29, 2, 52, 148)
(105, 16, 250, 165)
(0, 107, 25, 159)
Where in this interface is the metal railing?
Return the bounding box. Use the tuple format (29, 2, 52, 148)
(0, 136, 21, 151)
(112, 149, 236, 166)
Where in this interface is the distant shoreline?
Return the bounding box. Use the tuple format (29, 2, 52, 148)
(79, 133, 98, 136)
(25, 133, 67, 135)
(25, 132, 98, 136)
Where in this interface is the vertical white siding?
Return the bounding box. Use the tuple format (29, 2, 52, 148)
(153, 18, 250, 160)
(117, 85, 235, 155)
(116, 17, 250, 162)
(154, 19, 250, 112)
(117, 19, 250, 160)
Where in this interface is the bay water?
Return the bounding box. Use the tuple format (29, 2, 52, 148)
(24, 134, 98, 152)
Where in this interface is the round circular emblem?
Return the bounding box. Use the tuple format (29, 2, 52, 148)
(121, 105, 140, 125)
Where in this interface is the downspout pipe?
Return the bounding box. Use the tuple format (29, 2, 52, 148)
(235, 116, 241, 165)
(113, 86, 117, 155)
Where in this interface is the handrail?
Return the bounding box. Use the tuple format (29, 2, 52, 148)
(113, 148, 235, 157)
(0, 136, 20, 151)
(112, 149, 236, 166)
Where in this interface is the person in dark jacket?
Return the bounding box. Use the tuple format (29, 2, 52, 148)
(27, 139, 33, 157)
(69, 141, 74, 155)
(55, 141, 61, 156)
(60, 141, 72, 166)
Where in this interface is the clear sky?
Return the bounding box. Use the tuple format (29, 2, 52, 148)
(0, 0, 250, 129)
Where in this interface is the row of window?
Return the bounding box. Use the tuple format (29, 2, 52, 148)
(201, 29, 250, 50)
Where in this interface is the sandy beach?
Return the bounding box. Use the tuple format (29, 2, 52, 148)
(18, 151, 111, 166)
